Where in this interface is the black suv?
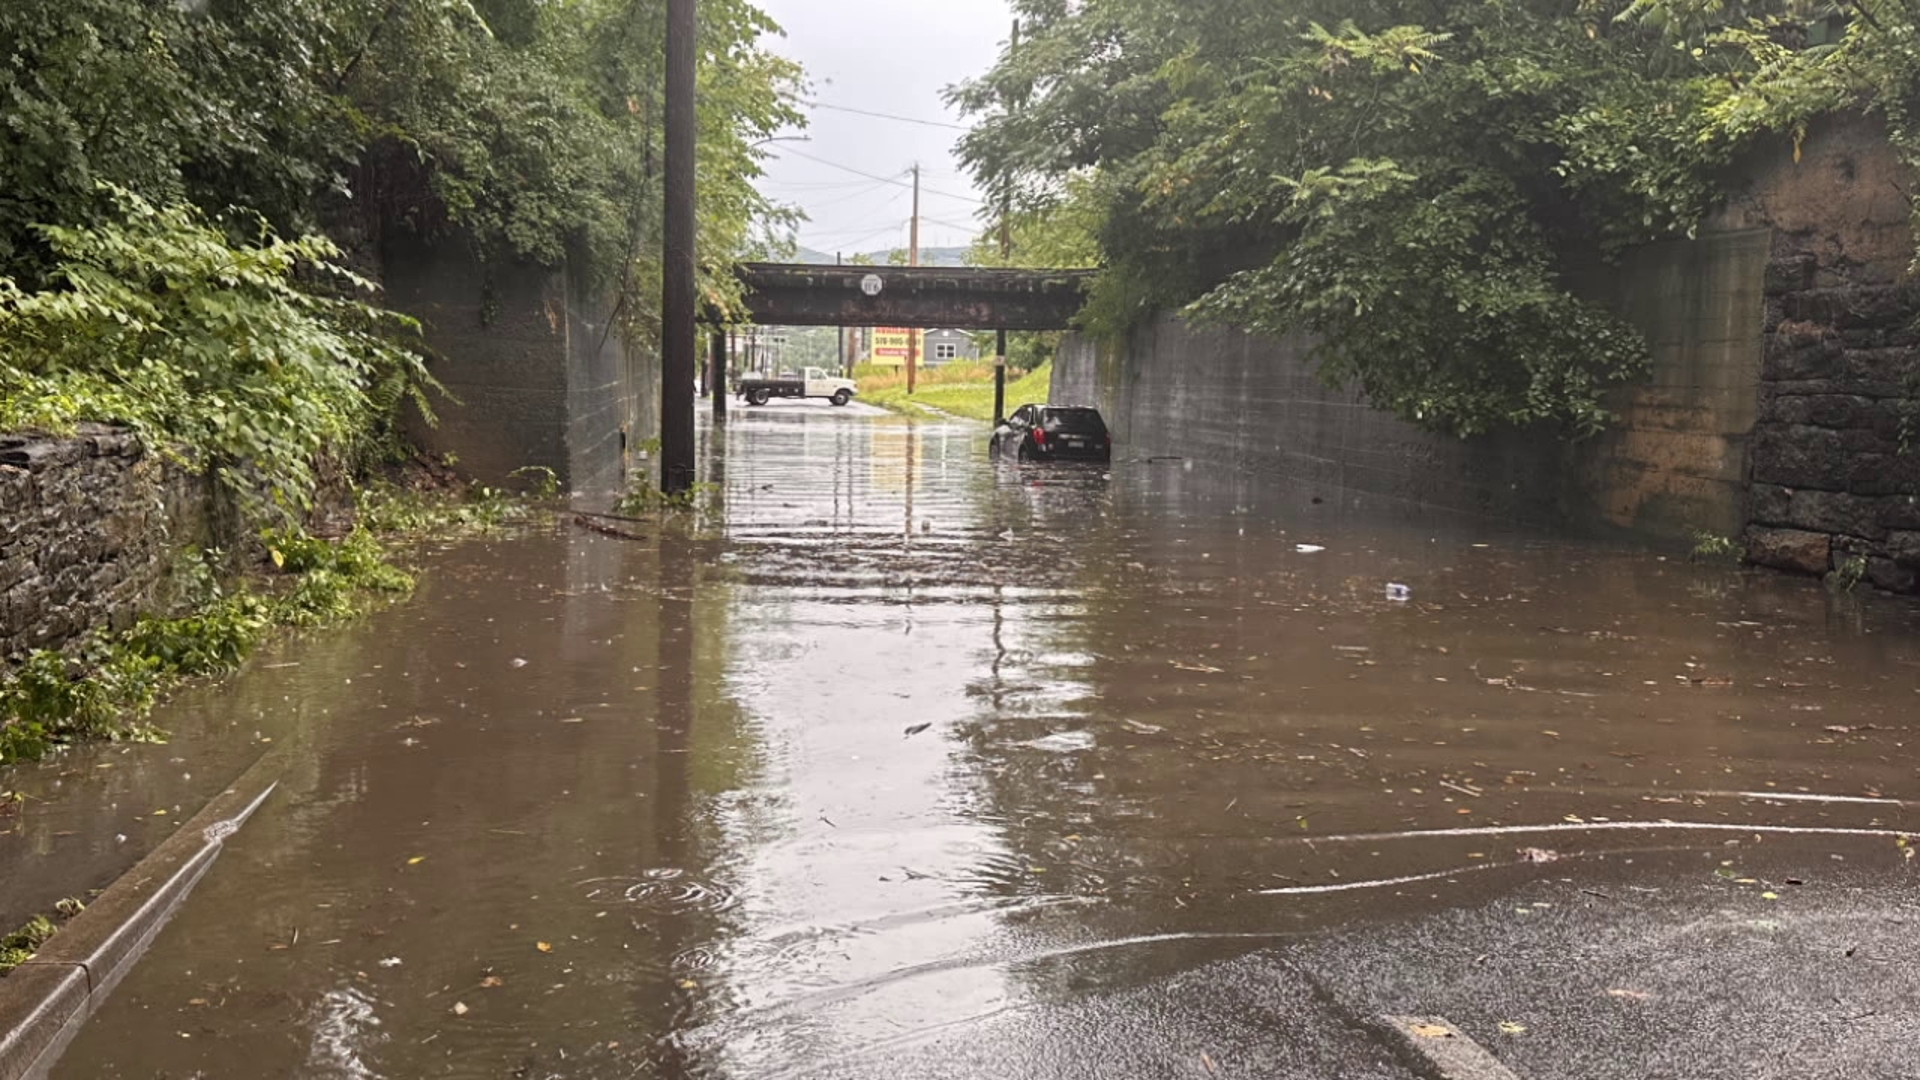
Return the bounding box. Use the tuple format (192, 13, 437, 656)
(989, 404, 1113, 464)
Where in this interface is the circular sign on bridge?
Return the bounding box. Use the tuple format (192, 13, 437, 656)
(859, 274, 884, 297)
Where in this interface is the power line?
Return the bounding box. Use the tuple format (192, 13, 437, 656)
(777, 147, 910, 187)
(778, 147, 984, 206)
(762, 177, 900, 192)
(920, 187, 984, 206)
(921, 214, 985, 233)
(804, 220, 910, 253)
(804, 99, 971, 132)
(802, 217, 910, 241)
(796, 180, 905, 214)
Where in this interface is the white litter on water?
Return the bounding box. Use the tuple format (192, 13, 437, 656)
(1295, 544, 1326, 554)
(1025, 731, 1098, 753)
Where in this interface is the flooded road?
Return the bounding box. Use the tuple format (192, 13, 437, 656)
(16, 403, 1920, 1077)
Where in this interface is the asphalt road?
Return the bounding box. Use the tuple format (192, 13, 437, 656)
(13, 402, 1919, 1078)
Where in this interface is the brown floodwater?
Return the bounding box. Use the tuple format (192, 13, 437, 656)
(9, 402, 1920, 1077)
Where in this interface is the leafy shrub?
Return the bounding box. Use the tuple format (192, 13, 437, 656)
(0, 915, 58, 972)
(0, 647, 164, 763)
(1688, 529, 1741, 561)
(0, 187, 434, 527)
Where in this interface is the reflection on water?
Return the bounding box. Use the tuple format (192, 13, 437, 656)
(37, 403, 1920, 1078)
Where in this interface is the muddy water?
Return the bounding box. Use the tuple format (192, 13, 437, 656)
(25, 403, 1920, 1077)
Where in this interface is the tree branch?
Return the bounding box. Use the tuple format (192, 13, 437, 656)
(331, 0, 408, 93)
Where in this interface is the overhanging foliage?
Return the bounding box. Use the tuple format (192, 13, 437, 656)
(947, 0, 1776, 437)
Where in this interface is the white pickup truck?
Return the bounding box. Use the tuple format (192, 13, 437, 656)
(735, 367, 859, 407)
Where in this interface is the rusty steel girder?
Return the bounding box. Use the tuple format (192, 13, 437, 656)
(729, 263, 1095, 330)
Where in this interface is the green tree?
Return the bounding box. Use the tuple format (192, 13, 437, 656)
(0, 0, 804, 296)
(948, 0, 1738, 437)
(1, 0, 806, 512)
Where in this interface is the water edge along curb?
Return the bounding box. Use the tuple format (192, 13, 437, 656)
(0, 752, 280, 1080)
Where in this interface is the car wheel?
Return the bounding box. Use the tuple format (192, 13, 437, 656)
(748, 388, 771, 406)
(830, 389, 851, 407)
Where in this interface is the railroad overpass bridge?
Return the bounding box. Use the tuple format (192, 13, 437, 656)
(727, 263, 1095, 331)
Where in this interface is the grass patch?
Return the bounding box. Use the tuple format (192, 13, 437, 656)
(860, 362, 1055, 423)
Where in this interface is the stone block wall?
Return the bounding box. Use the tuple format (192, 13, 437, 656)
(0, 427, 213, 669)
(1731, 116, 1920, 590)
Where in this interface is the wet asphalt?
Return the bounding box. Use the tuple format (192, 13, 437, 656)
(4, 399, 1920, 1077)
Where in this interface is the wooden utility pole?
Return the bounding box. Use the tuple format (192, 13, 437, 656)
(907, 164, 920, 395)
(660, 0, 697, 493)
(837, 252, 848, 378)
(710, 326, 727, 423)
(993, 19, 1020, 427)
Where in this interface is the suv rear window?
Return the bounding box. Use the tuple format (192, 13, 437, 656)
(1043, 407, 1107, 434)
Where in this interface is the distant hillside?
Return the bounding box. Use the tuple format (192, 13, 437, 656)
(791, 245, 971, 268)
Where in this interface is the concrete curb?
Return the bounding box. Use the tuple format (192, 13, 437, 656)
(1380, 1016, 1524, 1080)
(0, 753, 279, 1080)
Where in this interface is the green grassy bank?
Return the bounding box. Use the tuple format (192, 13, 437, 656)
(856, 362, 1054, 423)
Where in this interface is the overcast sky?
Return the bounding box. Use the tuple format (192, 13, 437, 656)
(751, 0, 1014, 258)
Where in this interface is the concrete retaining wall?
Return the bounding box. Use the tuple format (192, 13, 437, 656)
(383, 237, 653, 496)
(1057, 226, 1777, 537)
(0, 427, 217, 670)
(1565, 229, 1771, 538)
(1054, 323, 1567, 523)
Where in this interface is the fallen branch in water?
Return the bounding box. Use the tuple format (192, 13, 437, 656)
(572, 514, 649, 541)
(573, 508, 660, 525)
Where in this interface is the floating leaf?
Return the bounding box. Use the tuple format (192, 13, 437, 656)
(536, 941, 553, 953)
